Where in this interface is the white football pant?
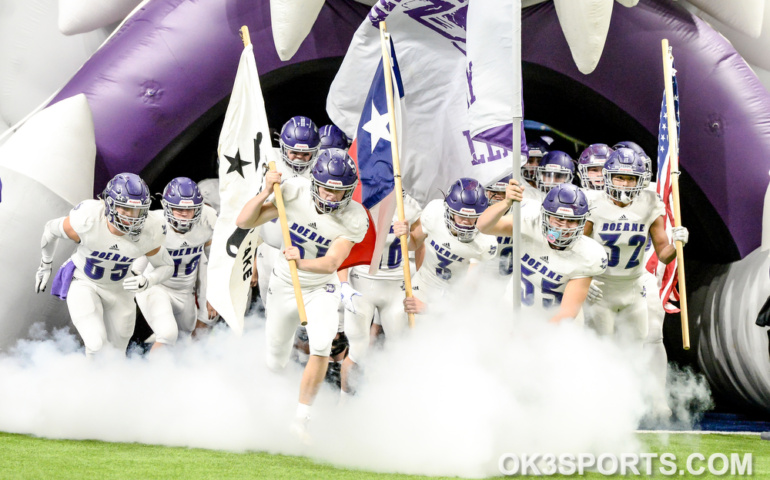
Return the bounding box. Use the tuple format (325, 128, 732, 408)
(585, 275, 648, 345)
(66, 278, 136, 357)
(344, 275, 407, 365)
(265, 275, 340, 371)
(135, 284, 197, 346)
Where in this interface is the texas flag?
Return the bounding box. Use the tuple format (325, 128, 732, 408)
(345, 32, 405, 274)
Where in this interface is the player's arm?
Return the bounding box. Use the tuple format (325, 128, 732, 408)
(649, 216, 688, 265)
(123, 246, 174, 292)
(35, 216, 81, 293)
(236, 171, 281, 229)
(477, 179, 523, 237)
(412, 218, 426, 269)
(549, 277, 592, 324)
(407, 222, 427, 251)
(285, 237, 355, 274)
(40, 216, 80, 261)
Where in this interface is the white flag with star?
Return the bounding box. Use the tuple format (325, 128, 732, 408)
(208, 43, 274, 334)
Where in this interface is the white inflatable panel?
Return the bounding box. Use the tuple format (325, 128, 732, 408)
(553, 0, 614, 75)
(687, 0, 764, 39)
(614, 0, 639, 7)
(58, 0, 142, 35)
(685, 0, 770, 72)
(0, 95, 95, 207)
(0, 0, 109, 128)
(0, 167, 78, 351)
(0, 94, 95, 351)
(270, 0, 325, 61)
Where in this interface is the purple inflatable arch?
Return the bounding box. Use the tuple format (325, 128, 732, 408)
(48, 0, 770, 259)
(523, 0, 770, 258)
(48, 0, 368, 193)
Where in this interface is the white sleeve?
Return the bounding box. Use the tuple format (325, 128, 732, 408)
(132, 256, 150, 275)
(145, 248, 174, 287)
(40, 217, 70, 263)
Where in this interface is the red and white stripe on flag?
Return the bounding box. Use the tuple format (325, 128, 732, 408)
(645, 64, 680, 314)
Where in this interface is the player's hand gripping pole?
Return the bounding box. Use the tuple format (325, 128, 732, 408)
(661, 39, 689, 350)
(379, 22, 415, 328)
(241, 26, 308, 326)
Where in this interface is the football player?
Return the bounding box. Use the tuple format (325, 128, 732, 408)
(476, 174, 516, 295)
(318, 124, 350, 150)
(34, 173, 173, 358)
(236, 148, 368, 443)
(478, 181, 606, 323)
(535, 150, 575, 196)
(587, 141, 672, 419)
(402, 178, 499, 315)
(577, 143, 612, 191)
(614, 140, 652, 189)
(256, 116, 321, 311)
(134, 177, 218, 352)
(338, 193, 422, 397)
(583, 148, 688, 345)
(523, 139, 549, 190)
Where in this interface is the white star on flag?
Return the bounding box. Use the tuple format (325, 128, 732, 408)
(362, 100, 391, 154)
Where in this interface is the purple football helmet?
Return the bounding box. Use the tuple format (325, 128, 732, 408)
(604, 147, 646, 204)
(161, 177, 203, 233)
(577, 143, 612, 190)
(279, 116, 321, 173)
(613, 141, 651, 188)
(541, 183, 589, 249)
(523, 139, 549, 183)
(311, 148, 359, 214)
(536, 151, 575, 194)
(485, 174, 513, 205)
(103, 173, 151, 237)
(444, 178, 488, 243)
(319, 124, 350, 150)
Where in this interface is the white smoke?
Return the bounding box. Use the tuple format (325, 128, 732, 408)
(0, 288, 707, 477)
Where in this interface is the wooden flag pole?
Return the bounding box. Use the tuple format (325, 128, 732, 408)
(379, 22, 415, 328)
(241, 26, 308, 326)
(661, 39, 689, 350)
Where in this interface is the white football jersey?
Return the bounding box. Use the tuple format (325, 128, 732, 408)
(68, 199, 165, 288)
(521, 184, 544, 208)
(586, 189, 665, 279)
(516, 205, 607, 308)
(268, 177, 368, 288)
(351, 194, 422, 280)
(142, 205, 216, 291)
(417, 199, 498, 290)
(478, 205, 515, 279)
(260, 151, 313, 249)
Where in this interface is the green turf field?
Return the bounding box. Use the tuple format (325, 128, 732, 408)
(0, 431, 766, 479)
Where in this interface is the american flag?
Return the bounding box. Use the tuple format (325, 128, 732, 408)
(645, 61, 680, 313)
